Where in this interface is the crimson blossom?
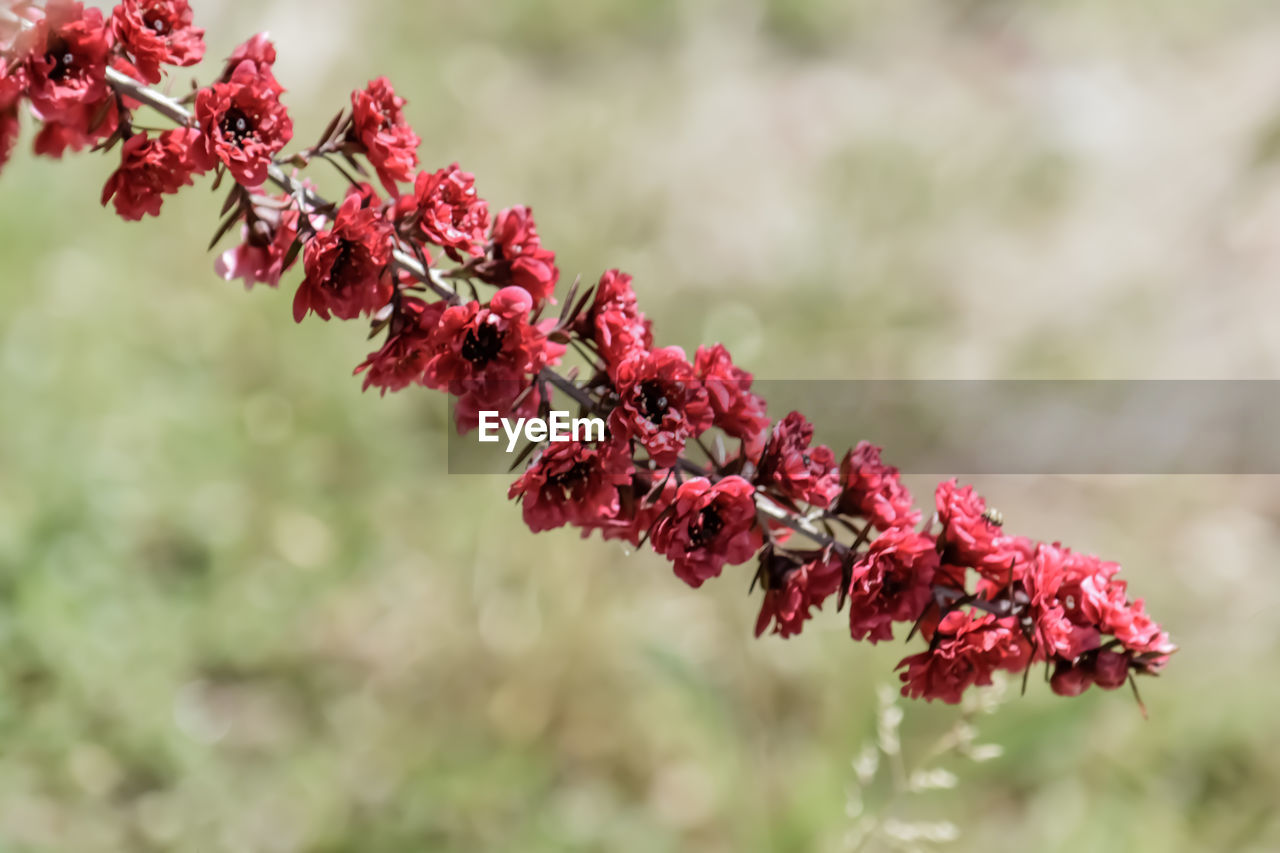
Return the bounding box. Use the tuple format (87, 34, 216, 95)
(651, 475, 763, 588)
(109, 0, 204, 84)
(215, 199, 304, 289)
(293, 191, 393, 322)
(508, 440, 635, 533)
(476, 205, 560, 307)
(898, 610, 1033, 704)
(754, 411, 840, 509)
(420, 285, 565, 432)
(576, 268, 653, 373)
(1, 64, 22, 173)
(349, 76, 419, 193)
(100, 127, 203, 220)
(17, 0, 109, 121)
(354, 294, 444, 394)
(0, 7, 1177, 709)
(754, 547, 843, 638)
(15, 0, 117, 155)
(608, 346, 713, 468)
(694, 343, 770, 458)
(397, 163, 490, 260)
(194, 51, 292, 186)
(835, 441, 920, 532)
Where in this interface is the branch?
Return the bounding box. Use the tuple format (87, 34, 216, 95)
(103, 65, 851, 557)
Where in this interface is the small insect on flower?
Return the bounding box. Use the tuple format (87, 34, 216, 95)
(981, 507, 1004, 527)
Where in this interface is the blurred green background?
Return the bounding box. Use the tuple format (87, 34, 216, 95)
(4, 0, 1280, 850)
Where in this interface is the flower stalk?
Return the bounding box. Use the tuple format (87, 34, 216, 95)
(1, 0, 1175, 706)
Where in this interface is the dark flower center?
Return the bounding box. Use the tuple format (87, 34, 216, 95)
(219, 106, 255, 146)
(638, 380, 670, 424)
(328, 240, 359, 281)
(45, 41, 75, 82)
(145, 13, 170, 35)
(548, 460, 592, 494)
(687, 505, 724, 550)
(461, 322, 505, 366)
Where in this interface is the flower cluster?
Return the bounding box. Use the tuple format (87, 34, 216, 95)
(0, 1, 1175, 707)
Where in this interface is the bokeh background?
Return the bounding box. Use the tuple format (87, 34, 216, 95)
(3, 0, 1280, 850)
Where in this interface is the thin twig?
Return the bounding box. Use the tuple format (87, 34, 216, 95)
(104, 64, 855, 558)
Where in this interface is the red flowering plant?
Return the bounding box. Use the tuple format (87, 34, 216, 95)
(0, 1, 1175, 710)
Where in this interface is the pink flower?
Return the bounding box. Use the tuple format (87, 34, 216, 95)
(399, 163, 490, 258)
(350, 77, 419, 193)
(650, 475, 763, 588)
(0, 66, 21, 174)
(479, 205, 559, 307)
(215, 203, 302, 289)
(293, 192, 393, 322)
(100, 128, 204, 220)
(608, 346, 713, 468)
(935, 480, 1026, 581)
(30, 96, 118, 157)
(509, 440, 635, 533)
(194, 57, 292, 187)
(354, 295, 445, 394)
(754, 548, 842, 638)
(110, 0, 204, 84)
(220, 33, 282, 94)
(694, 344, 769, 458)
(897, 611, 1032, 704)
(576, 269, 652, 373)
(836, 442, 919, 532)
(17, 0, 110, 122)
(847, 526, 939, 643)
(755, 411, 840, 509)
(421, 285, 564, 432)
(582, 467, 676, 547)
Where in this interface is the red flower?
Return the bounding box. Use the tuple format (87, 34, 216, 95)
(398, 163, 489, 258)
(480, 205, 559, 307)
(650, 475, 763, 588)
(354, 295, 445, 394)
(293, 192, 393, 322)
(17, 0, 110, 122)
(608, 346, 713, 468)
(1079, 576, 1175, 660)
(221, 33, 282, 94)
(0, 106, 17, 175)
(215, 203, 303, 289)
(509, 440, 635, 533)
(755, 411, 840, 508)
(0, 66, 20, 174)
(847, 526, 939, 643)
(100, 128, 204, 220)
(1020, 542, 1111, 661)
(30, 96, 118, 157)
(421, 285, 565, 432)
(897, 611, 1031, 704)
(583, 467, 676, 547)
(935, 480, 1026, 581)
(754, 548, 842, 638)
(694, 344, 769, 458)
(194, 57, 292, 187)
(110, 0, 204, 85)
(576, 269, 652, 373)
(836, 442, 919, 532)
(350, 77, 419, 194)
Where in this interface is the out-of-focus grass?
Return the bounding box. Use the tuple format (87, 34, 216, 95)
(3, 1, 1280, 850)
